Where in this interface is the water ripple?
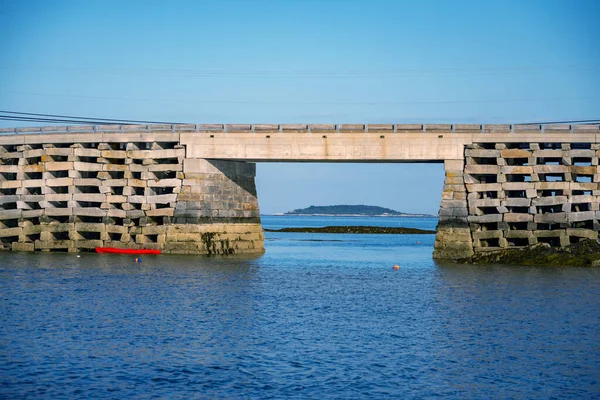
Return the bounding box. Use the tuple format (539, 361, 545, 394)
(1, 226, 600, 399)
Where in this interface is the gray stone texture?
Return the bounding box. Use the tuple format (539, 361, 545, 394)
(433, 160, 475, 260)
(0, 142, 264, 255)
(434, 142, 599, 259)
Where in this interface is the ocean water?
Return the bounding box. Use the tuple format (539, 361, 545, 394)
(1, 216, 599, 399)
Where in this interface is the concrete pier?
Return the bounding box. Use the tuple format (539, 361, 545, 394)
(0, 123, 598, 258)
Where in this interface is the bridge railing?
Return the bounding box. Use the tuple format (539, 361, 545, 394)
(0, 123, 598, 135)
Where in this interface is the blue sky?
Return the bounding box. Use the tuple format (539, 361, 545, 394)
(1, 0, 599, 214)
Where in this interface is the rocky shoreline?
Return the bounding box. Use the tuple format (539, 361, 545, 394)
(468, 239, 600, 267)
(264, 226, 436, 234)
(265, 226, 600, 266)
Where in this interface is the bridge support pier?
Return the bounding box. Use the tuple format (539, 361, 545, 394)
(434, 141, 600, 262)
(433, 159, 474, 260)
(174, 159, 264, 254)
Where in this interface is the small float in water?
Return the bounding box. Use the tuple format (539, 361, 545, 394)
(95, 247, 161, 255)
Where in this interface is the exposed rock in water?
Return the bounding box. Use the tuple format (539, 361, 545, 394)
(264, 226, 436, 234)
(469, 239, 600, 267)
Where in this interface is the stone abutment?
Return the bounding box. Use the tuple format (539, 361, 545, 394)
(434, 141, 600, 260)
(0, 141, 263, 254)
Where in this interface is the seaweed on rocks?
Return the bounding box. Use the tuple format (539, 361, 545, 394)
(470, 239, 600, 267)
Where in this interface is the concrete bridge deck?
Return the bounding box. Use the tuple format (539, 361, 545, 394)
(1, 123, 599, 162)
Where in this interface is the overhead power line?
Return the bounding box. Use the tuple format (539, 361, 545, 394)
(0, 116, 153, 125)
(0, 110, 598, 126)
(522, 119, 600, 125)
(0, 110, 184, 125)
(0, 110, 181, 124)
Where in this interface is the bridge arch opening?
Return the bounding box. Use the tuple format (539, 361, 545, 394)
(255, 162, 444, 217)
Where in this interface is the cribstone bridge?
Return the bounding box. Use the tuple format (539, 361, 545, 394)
(0, 123, 599, 259)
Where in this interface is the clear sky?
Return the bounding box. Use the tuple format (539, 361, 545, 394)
(1, 0, 598, 214)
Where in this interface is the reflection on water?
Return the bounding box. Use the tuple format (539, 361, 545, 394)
(1, 216, 599, 399)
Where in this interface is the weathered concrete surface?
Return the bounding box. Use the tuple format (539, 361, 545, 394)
(3, 123, 598, 163)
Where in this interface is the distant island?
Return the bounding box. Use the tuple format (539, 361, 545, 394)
(282, 205, 435, 218)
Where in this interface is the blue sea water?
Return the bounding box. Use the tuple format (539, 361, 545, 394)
(1, 216, 599, 399)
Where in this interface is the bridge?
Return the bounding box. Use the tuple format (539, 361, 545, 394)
(0, 123, 599, 259)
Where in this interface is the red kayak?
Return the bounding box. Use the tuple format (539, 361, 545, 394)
(95, 247, 161, 255)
